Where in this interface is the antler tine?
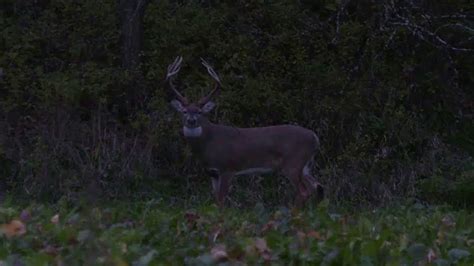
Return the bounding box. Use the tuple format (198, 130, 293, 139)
(167, 56, 183, 78)
(201, 58, 221, 83)
(198, 58, 221, 105)
(165, 56, 188, 104)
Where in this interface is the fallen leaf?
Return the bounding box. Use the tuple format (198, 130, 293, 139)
(67, 236, 78, 246)
(307, 230, 323, 240)
(184, 211, 200, 229)
(436, 230, 446, 245)
(255, 238, 268, 252)
(441, 215, 456, 228)
(113, 258, 128, 266)
(36, 223, 44, 234)
(255, 238, 272, 261)
(427, 248, 437, 263)
(51, 214, 59, 224)
(41, 245, 59, 257)
(121, 243, 128, 253)
(244, 242, 258, 258)
(1, 220, 26, 238)
(135, 250, 157, 265)
(296, 231, 306, 246)
(261, 220, 277, 234)
(55, 257, 66, 266)
(211, 244, 228, 262)
(77, 229, 91, 243)
(19, 209, 31, 223)
(467, 239, 474, 246)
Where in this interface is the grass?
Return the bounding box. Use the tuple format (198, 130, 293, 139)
(0, 199, 473, 265)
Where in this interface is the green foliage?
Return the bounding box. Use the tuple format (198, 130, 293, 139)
(0, 202, 473, 264)
(0, 0, 472, 204)
(418, 162, 474, 207)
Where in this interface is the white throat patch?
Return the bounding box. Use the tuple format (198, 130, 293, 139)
(183, 126, 203, 137)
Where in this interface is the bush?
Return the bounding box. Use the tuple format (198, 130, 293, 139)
(0, 0, 472, 205)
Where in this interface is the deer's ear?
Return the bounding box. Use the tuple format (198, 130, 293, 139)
(170, 100, 186, 113)
(201, 101, 216, 113)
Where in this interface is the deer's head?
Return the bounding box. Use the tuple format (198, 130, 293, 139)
(165, 57, 221, 137)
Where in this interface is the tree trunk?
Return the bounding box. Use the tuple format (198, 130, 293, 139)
(118, 0, 150, 70)
(117, 0, 150, 115)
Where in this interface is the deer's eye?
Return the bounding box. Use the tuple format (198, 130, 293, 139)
(183, 110, 188, 114)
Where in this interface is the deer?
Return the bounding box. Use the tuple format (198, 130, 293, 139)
(165, 56, 324, 207)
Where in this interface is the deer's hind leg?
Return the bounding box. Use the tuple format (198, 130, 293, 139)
(282, 154, 324, 207)
(302, 157, 324, 203)
(281, 161, 311, 207)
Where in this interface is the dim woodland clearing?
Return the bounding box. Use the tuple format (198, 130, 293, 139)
(1, 0, 473, 264)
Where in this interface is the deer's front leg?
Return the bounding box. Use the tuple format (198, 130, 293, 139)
(211, 171, 233, 207)
(208, 168, 220, 193)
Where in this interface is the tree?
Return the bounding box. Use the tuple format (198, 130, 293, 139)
(117, 0, 150, 113)
(118, 0, 150, 70)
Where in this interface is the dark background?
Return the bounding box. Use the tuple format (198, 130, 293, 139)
(0, 0, 472, 207)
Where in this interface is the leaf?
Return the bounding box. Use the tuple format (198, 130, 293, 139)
(184, 211, 200, 229)
(467, 239, 474, 246)
(1, 220, 26, 238)
(51, 214, 59, 224)
(296, 230, 306, 242)
(440, 215, 456, 228)
(121, 243, 128, 254)
(432, 258, 450, 266)
(255, 238, 269, 253)
(261, 220, 277, 234)
(0, 207, 16, 217)
(210, 244, 228, 262)
(358, 255, 374, 266)
(41, 245, 59, 257)
(192, 254, 213, 265)
(255, 238, 272, 261)
(134, 250, 157, 266)
(113, 258, 128, 266)
(77, 230, 91, 243)
(407, 243, 427, 262)
(322, 249, 340, 266)
(448, 248, 470, 262)
(426, 248, 437, 263)
(66, 213, 81, 225)
(19, 210, 31, 223)
(307, 230, 324, 240)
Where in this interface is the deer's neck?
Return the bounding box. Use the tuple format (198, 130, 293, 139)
(183, 120, 215, 154)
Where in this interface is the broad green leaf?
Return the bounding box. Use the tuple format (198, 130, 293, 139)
(448, 248, 470, 262)
(407, 243, 427, 262)
(134, 250, 158, 266)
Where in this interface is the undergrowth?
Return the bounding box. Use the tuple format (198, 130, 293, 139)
(0, 200, 472, 265)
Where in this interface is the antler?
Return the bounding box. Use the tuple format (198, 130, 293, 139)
(165, 56, 188, 104)
(198, 58, 222, 105)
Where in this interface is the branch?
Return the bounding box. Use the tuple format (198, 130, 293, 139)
(435, 23, 474, 34)
(390, 20, 474, 52)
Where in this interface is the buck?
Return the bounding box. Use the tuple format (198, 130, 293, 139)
(165, 56, 324, 207)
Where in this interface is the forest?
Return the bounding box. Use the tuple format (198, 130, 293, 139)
(0, 0, 473, 264)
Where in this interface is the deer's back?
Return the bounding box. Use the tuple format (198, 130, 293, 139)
(204, 124, 317, 171)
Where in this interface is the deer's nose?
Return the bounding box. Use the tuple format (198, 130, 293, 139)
(188, 118, 197, 125)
